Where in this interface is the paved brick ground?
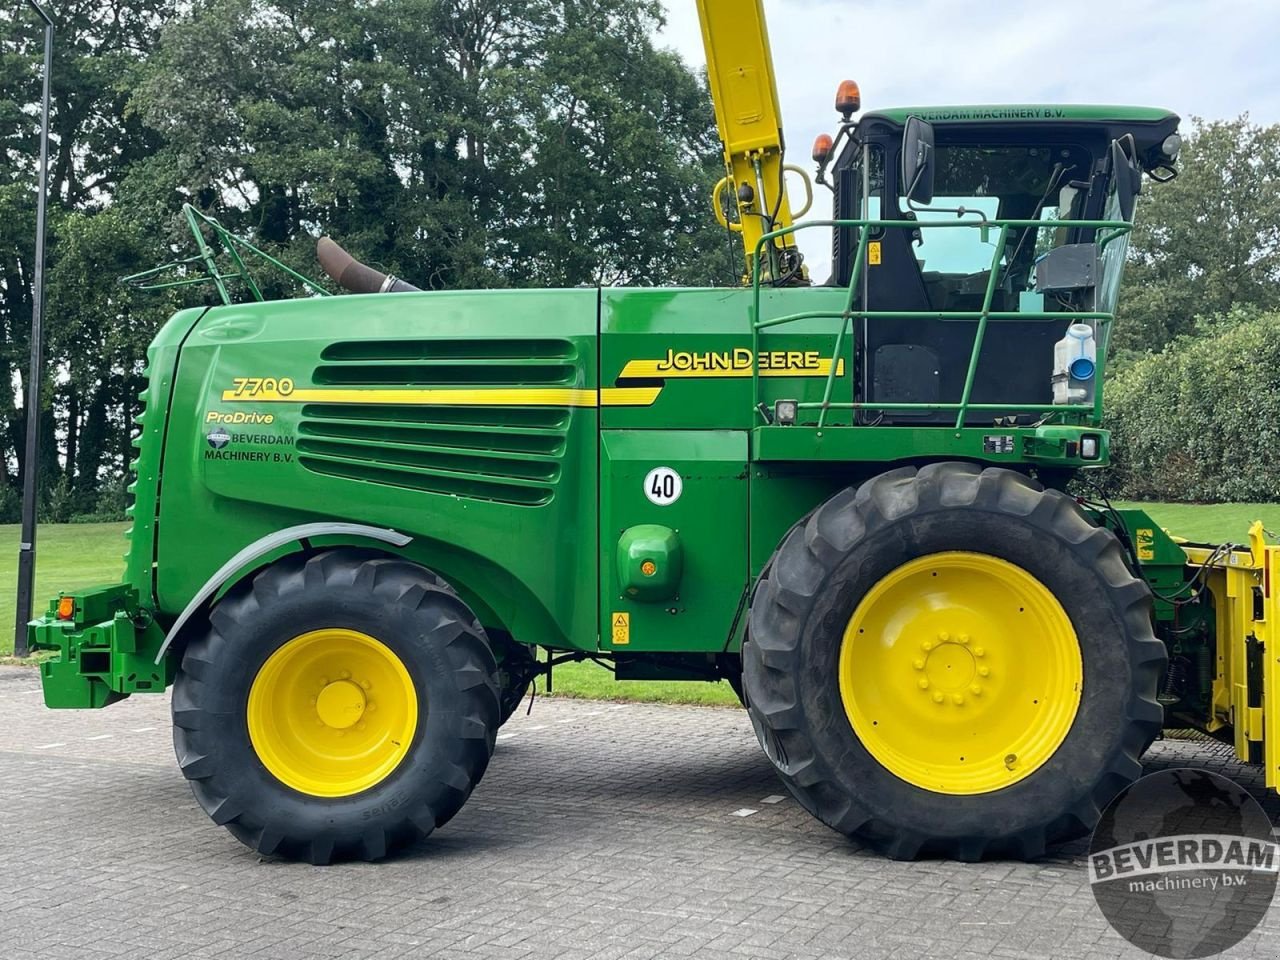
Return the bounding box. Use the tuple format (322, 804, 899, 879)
(0, 664, 1276, 960)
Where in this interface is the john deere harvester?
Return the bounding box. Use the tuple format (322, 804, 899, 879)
(26, 0, 1280, 864)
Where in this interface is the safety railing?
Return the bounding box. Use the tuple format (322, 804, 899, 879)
(122, 204, 329, 305)
(750, 217, 1132, 430)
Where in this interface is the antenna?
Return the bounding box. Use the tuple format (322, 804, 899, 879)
(14, 1, 55, 657)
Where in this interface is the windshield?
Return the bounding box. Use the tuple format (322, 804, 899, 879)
(899, 143, 1094, 287)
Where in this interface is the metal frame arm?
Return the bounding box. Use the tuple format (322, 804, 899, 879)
(121, 204, 329, 305)
(696, 0, 808, 284)
(750, 217, 1132, 429)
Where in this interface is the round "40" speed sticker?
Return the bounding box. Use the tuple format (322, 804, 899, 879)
(643, 466, 683, 506)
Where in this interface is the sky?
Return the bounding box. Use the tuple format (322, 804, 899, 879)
(655, 0, 1280, 276)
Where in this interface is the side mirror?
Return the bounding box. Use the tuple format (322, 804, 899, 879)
(901, 116, 935, 205)
(1109, 136, 1142, 221)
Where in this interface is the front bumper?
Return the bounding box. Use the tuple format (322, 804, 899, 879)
(28, 584, 171, 708)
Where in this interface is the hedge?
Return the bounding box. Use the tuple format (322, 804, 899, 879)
(1106, 310, 1280, 502)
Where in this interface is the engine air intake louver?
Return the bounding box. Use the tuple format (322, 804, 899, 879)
(297, 339, 580, 506)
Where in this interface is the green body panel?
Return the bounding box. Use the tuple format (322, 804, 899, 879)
(28, 584, 170, 708)
(154, 289, 600, 651)
(1110, 508, 1192, 620)
(599, 430, 748, 653)
(1101, 508, 1217, 726)
(752, 424, 1107, 464)
(616, 524, 683, 602)
(601, 287, 855, 430)
(124, 306, 210, 604)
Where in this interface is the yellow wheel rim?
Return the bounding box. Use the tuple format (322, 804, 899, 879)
(838, 551, 1082, 795)
(247, 628, 418, 798)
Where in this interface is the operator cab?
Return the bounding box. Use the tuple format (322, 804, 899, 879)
(825, 106, 1180, 425)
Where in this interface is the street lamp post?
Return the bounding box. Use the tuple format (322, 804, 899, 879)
(14, 1, 56, 657)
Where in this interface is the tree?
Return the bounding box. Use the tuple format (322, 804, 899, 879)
(128, 0, 730, 292)
(0, 2, 175, 513)
(0, 0, 735, 519)
(1116, 116, 1280, 358)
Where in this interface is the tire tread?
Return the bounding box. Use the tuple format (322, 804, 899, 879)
(172, 548, 498, 864)
(743, 463, 1165, 861)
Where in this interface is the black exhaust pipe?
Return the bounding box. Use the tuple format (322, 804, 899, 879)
(316, 237, 420, 294)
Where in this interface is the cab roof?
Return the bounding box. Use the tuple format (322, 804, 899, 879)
(860, 104, 1178, 126)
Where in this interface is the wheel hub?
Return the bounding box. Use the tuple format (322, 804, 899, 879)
(315, 678, 367, 729)
(247, 628, 419, 797)
(838, 551, 1083, 795)
(917, 633, 981, 700)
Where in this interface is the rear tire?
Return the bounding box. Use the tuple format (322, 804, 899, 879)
(172, 549, 500, 864)
(744, 463, 1166, 860)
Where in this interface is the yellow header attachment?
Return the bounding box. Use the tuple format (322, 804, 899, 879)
(1180, 521, 1280, 792)
(696, 0, 811, 284)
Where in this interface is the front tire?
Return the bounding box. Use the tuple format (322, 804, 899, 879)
(172, 549, 500, 864)
(744, 463, 1166, 860)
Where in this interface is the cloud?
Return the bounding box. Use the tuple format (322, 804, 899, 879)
(657, 0, 1280, 276)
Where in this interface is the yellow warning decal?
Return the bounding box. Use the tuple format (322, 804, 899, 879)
(1136, 528, 1155, 562)
(868, 241, 882, 265)
(611, 612, 630, 646)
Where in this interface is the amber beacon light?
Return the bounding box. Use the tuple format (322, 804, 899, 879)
(811, 133, 834, 164)
(835, 79, 862, 119)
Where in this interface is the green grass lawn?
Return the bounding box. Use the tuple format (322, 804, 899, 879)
(1112, 502, 1280, 544)
(545, 659, 740, 706)
(0, 522, 129, 658)
(2, 501, 1276, 700)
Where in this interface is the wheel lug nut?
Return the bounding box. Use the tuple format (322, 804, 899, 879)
(340, 670, 351, 680)
(932, 692, 945, 704)
(367, 703, 376, 712)
(978, 666, 990, 678)
(922, 641, 934, 652)
(357, 722, 366, 731)
(970, 684, 982, 696)
(974, 647, 986, 658)
(918, 679, 929, 690)
(958, 634, 970, 645)
(952, 694, 965, 706)
(309, 697, 317, 705)
(913, 658, 925, 671)
(937, 632, 949, 642)
(361, 680, 371, 690)
(319, 676, 328, 686)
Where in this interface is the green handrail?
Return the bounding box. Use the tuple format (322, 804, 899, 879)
(122, 204, 329, 305)
(748, 216, 1131, 430)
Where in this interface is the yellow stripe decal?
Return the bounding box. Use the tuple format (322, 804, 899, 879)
(221, 354, 847, 410)
(600, 387, 662, 407)
(222, 387, 598, 407)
